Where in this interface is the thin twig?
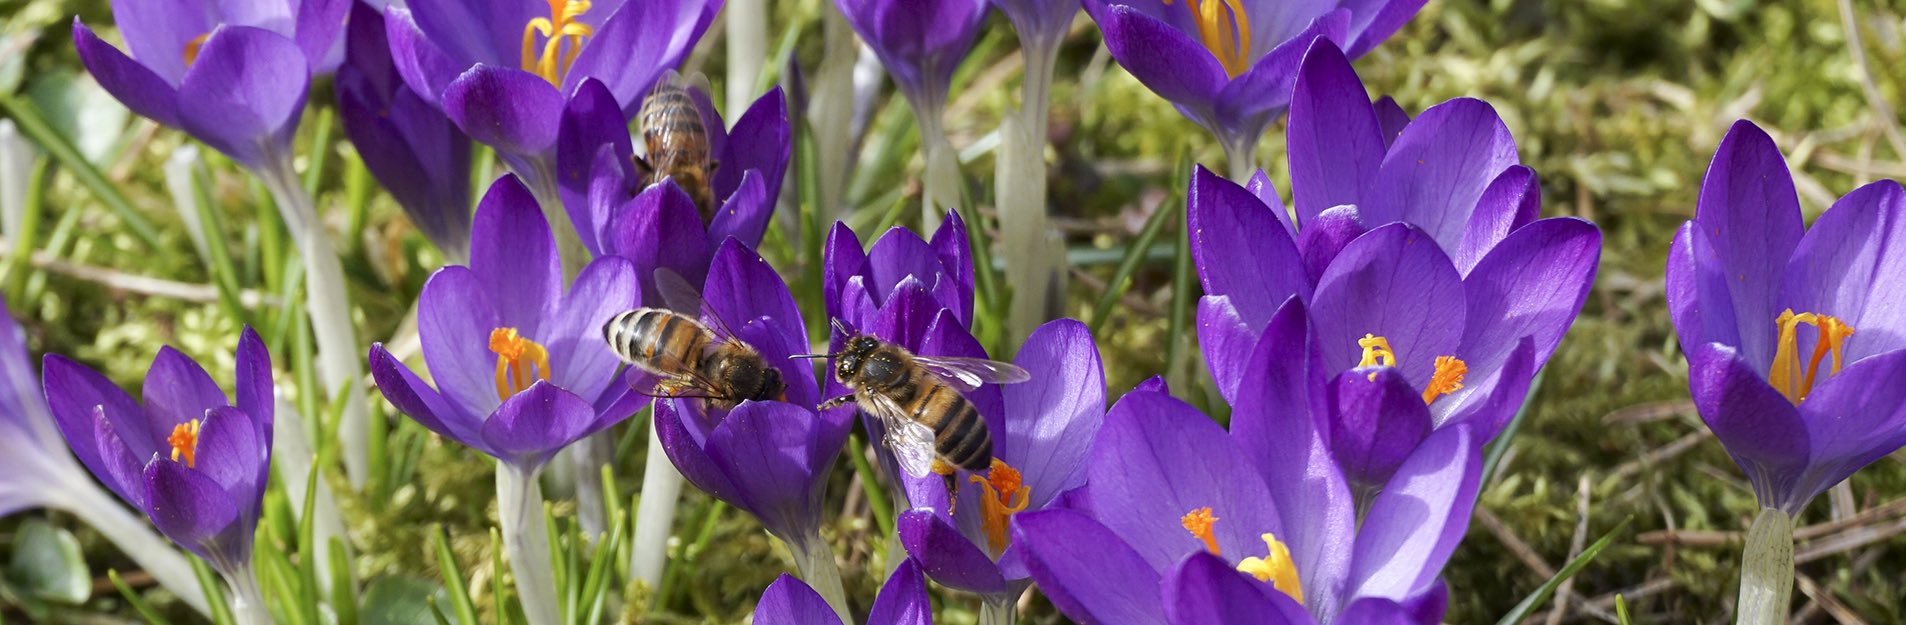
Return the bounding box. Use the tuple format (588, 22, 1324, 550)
(1545, 476, 1595, 625)
(1795, 573, 1868, 625)
(1607, 431, 1708, 484)
(1837, 0, 1906, 160)
(0, 242, 278, 306)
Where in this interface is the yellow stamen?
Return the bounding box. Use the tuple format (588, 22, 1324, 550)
(490, 328, 552, 401)
(1163, 0, 1253, 78)
(182, 33, 211, 66)
(521, 0, 594, 85)
(167, 419, 203, 468)
(1180, 507, 1221, 555)
(1357, 334, 1396, 370)
(1422, 355, 1467, 404)
(1769, 309, 1854, 404)
(1236, 533, 1304, 604)
(969, 458, 1032, 554)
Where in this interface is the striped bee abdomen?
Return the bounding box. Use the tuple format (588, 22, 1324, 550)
(604, 308, 709, 376)
(911, 382, 993, 472)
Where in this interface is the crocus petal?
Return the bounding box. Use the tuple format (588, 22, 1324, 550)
(753, 574, 845, 625)
(705, 401, 833, 539)
(72, 20, 183, 127)
(868, 227, 954, 312)
(1341, 0, 1431, 57)
(176, 26, 310, 168)
(1665, 222, 1742, 360)
(418, 267, 506, 417)
(92, 409, 148, 508)
(292, 0, 350, 72)
(929, 210, 977, 323)
(1453, 216, 1600, 400)
(1687, 343, 1809, 507)
(369, 344, 491, 456)
(478, 381, 599, 469)
(1787, 349, 1906, 513)
(469, 175, 562, 332)
(1454, 165, 1541, 275)
(1013, 509, 1168, 625)
(443, 64, 564, 157)
(1163, 552, 1314, 625)
(707, 170, 773, 250)
(142, 458, 239, 557)
(653, 400, 745, 504)
(102, 2, 214, 85)
(900, 509, 1009, 594)
(141, 346, 228, 437)
(543, 256, 638, 403)
(564, 0, 723, 115)
(1244, 170, 1296, 240)
(714, 87, 792, 202)
(822, 222, 871, 318)
(605, 179, 711, 307)
(1004, 319, 1106, 506)
(1327, 367, 1432, 488)
(556, 78, 634, 257)
(1094, 5, 1226, 127)
(1198, 296, 1259, 403)
(193, 406, 260, 499)
(1188, 165, 1309, 330)
(1286, 38, 1381, 228)
(403, 0, 529, 70)
(1090, 391, 1281, 571)
(1366, 97, 1518, 251)
(42, 355, 152, 481)
(1778, 179, 1906, 361)
(337, 79, 474, 259)
(1441, 337, 1536, 439)
(1337, 597, 1424, 625)
(1692, 119, 1804, 369)
(869, 559, 932, 625)
(1211, 10, 1348, 149)
(383, 7, 463, 105)
(1311, 223, 1465, 387)
(1372, 95, 1409, 148)
(1295, 204, 1366, 284)
(1348, 423, 1481, 601)
(0, 299, 57, 449)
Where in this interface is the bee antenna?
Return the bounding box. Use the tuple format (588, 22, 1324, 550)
(789, 353, 832, 360)
(830, 318, 852, 337)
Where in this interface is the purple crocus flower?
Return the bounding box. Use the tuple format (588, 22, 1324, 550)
(753, 559, 932, 625)
(894, 319, 1105, 605)
(1192, 40, 1600, 486)
(1667, 120, 1906, 516)
(383, 0, 722, 190)
(1015, 337, 1480, 625)
(368, 173, 642, 472)
(557, 77, 792, 301)
(338, 0, 474, 261)
(833, 0, 989, 120)
(993, 0, 1079, 50)
(823, 212, 976, 334)
(41, 327, 275, 584)
(1083, 0, 1424, 163)
(73, 0, 348, 169)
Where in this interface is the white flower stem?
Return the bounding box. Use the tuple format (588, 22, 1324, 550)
(911, 104, 960, 232)
(979, 593, 1017, 625)
(789, 533, 850, 623)
(630, 417, 684, 592)
(258, 154, 370, 491)
(1220, 134, 1257, 183)
(223, 563, 274, 625)
(272, 397, 348, 589)
(1736, 508, 1794, 625)
(996, 36, 1065, 342)
(57, 482, 211, 615)
(810, 5, 858, 222)
(725, 0, 767, 117)
(498, 465, 561, 625)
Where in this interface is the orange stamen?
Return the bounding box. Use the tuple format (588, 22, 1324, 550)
(1164, 0, 1254, 78)
(970, 458, 1032, 554)
(1422, 356, 1468, 404)
(182, 33, 211, 66)
(167, 419, 202, 468)
(1769, 309, 1854, 404)
(490, 328, 552, 401)
(1180, 507, 1221, 555)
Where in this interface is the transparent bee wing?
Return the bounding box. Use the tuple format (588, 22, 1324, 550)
(865, 392, 937, 478)
(654, 268, 748, 347)
(911, 355, 1032, 393)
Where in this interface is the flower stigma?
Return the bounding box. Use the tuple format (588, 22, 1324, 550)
(521, 0, 594, 84)
(1357, 334, 1467, 404)
(1237, 533, 1305, 604)
(1162, 0, 1253, 78)
(1769, 309, 1855, 404)
(490, 328, 552, 401)
(971, 458, 1032, 554)
(182, 33, 211, 66)
(1181, 506, 1221, 555)
(167, 418, 202, 468)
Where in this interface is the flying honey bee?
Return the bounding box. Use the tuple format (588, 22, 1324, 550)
(808, 324, 1031, 480)
(634, 71, 719, 223)
(602, 272, 783, 410)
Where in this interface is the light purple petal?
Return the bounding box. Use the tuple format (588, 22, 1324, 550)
(383, 7, 463, 105)
(369, 343, 491, 455)
(1211, 10, 1348, 151)
(605, 179, 712, 307)
(1311, 223, 1465, 387)
(469, 174, 561, 332)
(869, 558, 931, 625)
(1327, 367, 1432, 488)
(1348, 423, 1481, 601)
(192, 406, 261, 500)
(1366, 97, 1518, 252)
(1372, 95, 1409, 148)
(142, 458, 239, 557)
(1692, 120, 1804, 369)
(1013, 508, 1168, 625)
(1778, 179, 1906, 361)
(1788, 349, 1906, 513)
(1189, 165, 1309, 330)
(1453, 217, 1600, 405)
(714, 87, 792, 202)
(1337, 597, 1424, 625)
(564, 0, 723, 115)
(1286, 38, 1381, 228)
(1093, 5, 1225, 126)
(823, 222, 870, 319)
(92, 408, 148, 508)
(653, 400, 745, 505)
(42, 355, 153, 482)
(478, 381, 598, 469)
(929, 210, 977, 324)
(1163, 552, 1314, 625)
(292, 0, 349, 72)
(1341, 0, 1431, 58)
(543, 256, 638, 403)
(706, 170, 773, 250)
(403, 0, 529, 69)
(1666, 222, 1742, 361)
(899, 509, 1008, 594)
(72, 20, 183, 127)
(1003, 319, 1105, 507)
(418, 266, 506, 418)
(176, 25, 310, 168)
(1244, 170, 1295, 240)
(140, 346, 228, 440)
(556, 78, 635, 257)
(1197, 296, 1259, 403)
(704, 240, 818, 406)
(705, 401, 833, 540)
(1454, 165, 1540, 275)
(104, 1, 215, 85)
(752, 574, 845, 625)
(443, 64, 564, 157)
(1688, 343, 1809, 508)
(1295, 205, 1365, 285)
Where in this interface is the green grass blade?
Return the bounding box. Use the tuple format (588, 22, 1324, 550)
(0, 95, 162, 249)
(1086, 190, 1176, 335)
(847, 432, 894, 539)
(191, 557, 236, 625)
(429, 525, 480, 625)
(1494, 516, 1634, 625)
(108, 570, 175, 625)
(328, 538, 359, 625)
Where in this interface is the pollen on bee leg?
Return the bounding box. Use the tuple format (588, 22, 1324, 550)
(1180, 506, 1221, 555)
(1237, 533, 1304, 604)
(970, 458, 1031, 554)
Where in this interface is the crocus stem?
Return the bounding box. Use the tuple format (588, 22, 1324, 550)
(498, 465, 561, 625)
(789, 533, 851, 622)
(258, 153, 371, 490)
(979, 594, 1017, 625)
(57, 481, 211, 616)
(1220, 134, 1257, 182)
(811, 5, 857, 221)
(222, 564, 273, 625)
(1736, 508, 1794, 625)
(912, 103, 960, 231)
(630, 418, 685, 591)
(725, 0, 766, 116)
(997, 36, 1065, 342)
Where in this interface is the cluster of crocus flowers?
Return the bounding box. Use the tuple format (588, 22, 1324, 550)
(368, 174, 642, 625)
(41, 327, 277, 623)
(1084, 0, 1428, 174)
(1192, 40, 1600, 490)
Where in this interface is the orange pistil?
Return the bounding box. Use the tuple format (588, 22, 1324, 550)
(1422, 355, 1468, 404)
(521, 0, 594, 85)
(167, 419, 203, 468)
(1163, 0, 1254, 78)
(970, 458, 1031, 554)
(490, 328, 552, 401)
(183, 33, 211, 66)
(1180, 507, 1221, 555)
(1769, 309, 1855, 404)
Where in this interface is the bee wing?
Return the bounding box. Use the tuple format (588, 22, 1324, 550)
(867, 393, 938, 479)
(654, 267, 746, 346)
(911, 355, 1032, 393)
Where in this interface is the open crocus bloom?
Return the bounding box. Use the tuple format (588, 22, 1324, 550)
(73, 0, 347, 169)
(823, 212, 976, 333)
(1082, 0, 1425, 156)
(753, 559, 932, 625)
(1668, 119, 1906, 516)
(383, 0, 721, 178)
(896, 319, 1106, 599)
(42, 328, 275, 575)
(369, 174, 641, 472)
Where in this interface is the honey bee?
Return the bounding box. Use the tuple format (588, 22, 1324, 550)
(811, 324, 1031, 480)
(634, 71, 719, 223)
(602, 272, 783, 410)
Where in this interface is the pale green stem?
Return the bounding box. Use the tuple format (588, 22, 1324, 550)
(630, 418, 685, 591)
(1736, 508, 1794, 625)
(162, 146, 212, 266)
(272, 397, 347, 590)
(725, 0, 767, 116)
(979, 594, 1017, 625)
(911, 103, 960, 231)
(258, 152, 371, 490)
(811, 6, 858, 222)
(998, 37, 1066, 342)
(220, 563, 274, 625)
(1221, 134, 1257, 182)
(883, 480, 911, 576)
(790, 533, 851, 623)
(56, 479, 212, 616)
(498, 465, 560, 625)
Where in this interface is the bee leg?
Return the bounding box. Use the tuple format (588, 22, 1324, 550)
(817, 394, 856, 411)
(932, 459, 959, 516)
(632, 154, 653, 177)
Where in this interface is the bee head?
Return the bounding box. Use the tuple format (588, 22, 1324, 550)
(834, 336, 882, 382)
